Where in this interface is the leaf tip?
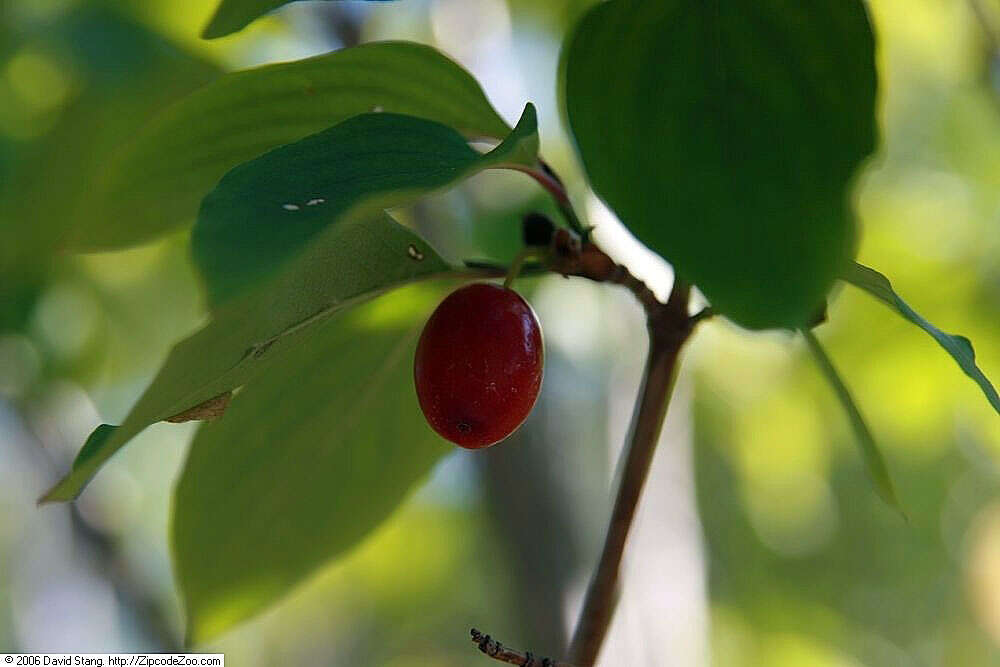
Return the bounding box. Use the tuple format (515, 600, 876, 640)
(512, 102, 538, 136)
(37, 476, 74, 506)
(36, 489, 58, 507)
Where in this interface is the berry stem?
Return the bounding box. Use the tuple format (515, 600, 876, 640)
(503, 248, 543, 289)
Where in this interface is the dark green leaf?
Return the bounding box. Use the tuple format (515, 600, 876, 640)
(39, 214, 450, 503)
(802, 329, 903, 515)
(193, 104, 538, 305)
(71, 41, 511, 250)
(202, 0, 395, 39)
(173, 283, 449, 643)
(562, 0, 877, 329)
(842, 262, 1000, 415)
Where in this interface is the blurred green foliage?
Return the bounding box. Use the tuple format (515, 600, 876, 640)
(0, 4, 218, 280)
(2, 0, 1000, 665)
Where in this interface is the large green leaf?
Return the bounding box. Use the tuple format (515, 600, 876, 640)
(842, 262, 1000, 415)
(173, 283, 449, 643)
(193, 104, 539, 305)
(562, 0, 878, 329)
(71, 41, 511, 250)
(802, 329, 903, 515)
(39, 214, 450, 503)
(202, 0, 394, 39)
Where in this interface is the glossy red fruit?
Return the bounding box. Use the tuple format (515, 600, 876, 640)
(414, 283, 543, 448)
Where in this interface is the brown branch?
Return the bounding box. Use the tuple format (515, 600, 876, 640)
(567, 275, 697, 666)
(517, 223, 706, 666)
(546, 228, 666, 318)
(471, 629, 576, 667)
(467, 172, 712, 666)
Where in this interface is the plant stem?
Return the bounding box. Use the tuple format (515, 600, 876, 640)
(463, 239, 706, 665)
(477, 155, 705, 665)
(567, 278, 693, 666)
(503, 248, 544, 289)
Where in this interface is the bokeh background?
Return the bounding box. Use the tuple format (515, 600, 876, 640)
(2, 0, 1000, 664)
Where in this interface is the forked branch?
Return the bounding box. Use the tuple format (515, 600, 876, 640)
(470, 170, 709, 666)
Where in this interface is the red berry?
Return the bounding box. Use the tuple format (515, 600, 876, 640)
(414, 283, 544, 448)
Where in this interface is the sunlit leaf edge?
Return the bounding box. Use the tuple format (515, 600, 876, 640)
(842, 261, 1000, 415)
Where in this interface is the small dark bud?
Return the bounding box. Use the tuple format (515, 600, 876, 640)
(522, 212, 556, 247)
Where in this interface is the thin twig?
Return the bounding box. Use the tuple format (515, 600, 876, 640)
(503, 248, 546, 289)
(566, 277, 695, 666)
(465, 241, 700, 666)
(471, 629, 576, 667)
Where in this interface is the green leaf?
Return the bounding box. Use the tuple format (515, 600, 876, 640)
(71, 41, 511, 251)
(39, 214, 450, 504)
(562, 0, 878, 330)
(193, 104, 538, 305)
(202, 0, 395, 39)
(842, 261, 1000, 415)
(801, 329, 903, 515)
(173, 283, 449, 644)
